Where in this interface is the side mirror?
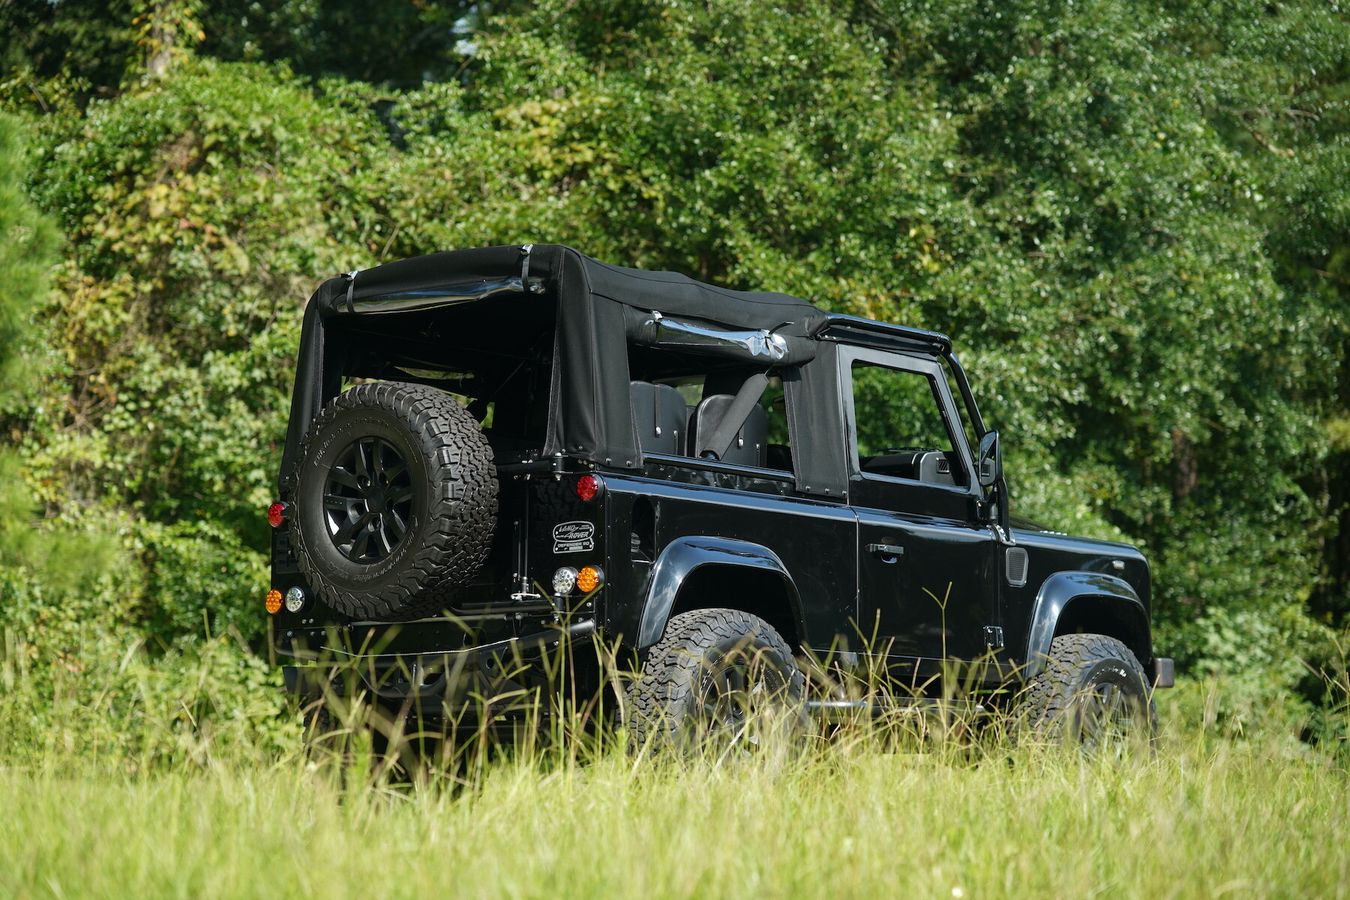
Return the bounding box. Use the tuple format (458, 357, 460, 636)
(976, 430, 1002, 488)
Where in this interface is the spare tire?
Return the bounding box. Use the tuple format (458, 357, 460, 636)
(288, 381, 498, 620)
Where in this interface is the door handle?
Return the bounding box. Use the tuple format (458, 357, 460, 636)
(867, 543, 905, 562)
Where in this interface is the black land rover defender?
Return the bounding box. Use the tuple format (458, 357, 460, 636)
(268, 244, 1173, 746)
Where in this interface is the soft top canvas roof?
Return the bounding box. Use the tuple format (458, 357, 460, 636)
(317, 243, 828, 339)
(288, 244, 848, 495)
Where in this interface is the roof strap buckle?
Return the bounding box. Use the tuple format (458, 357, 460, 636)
(343, 269, 359, 314)
(519, 244, 543, 294)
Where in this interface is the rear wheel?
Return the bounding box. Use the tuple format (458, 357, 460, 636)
(623, 608, 805, 753)
(1019, 633, 1156, 748)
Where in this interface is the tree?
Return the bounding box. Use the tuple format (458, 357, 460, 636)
(0, 114, 57, 407)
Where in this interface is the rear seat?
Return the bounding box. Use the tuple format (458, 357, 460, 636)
(629, 381, 688, 456)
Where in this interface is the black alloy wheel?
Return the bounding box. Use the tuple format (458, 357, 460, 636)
(1073, 677, 1139, 747)
(699, 652, 775, 745)
(323, 436, 415, 564)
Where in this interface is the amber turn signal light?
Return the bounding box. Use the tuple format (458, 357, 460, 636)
(576, 565, 604, 593)
(265, 589, 283, 615)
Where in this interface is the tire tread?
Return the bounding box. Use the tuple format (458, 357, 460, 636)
(624, 607, 803, 750)
(1020, 632, 1156, 739)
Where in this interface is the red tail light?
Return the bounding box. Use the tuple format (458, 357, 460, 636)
(267, 501, 289, 528)
(575, 474, 601, 502)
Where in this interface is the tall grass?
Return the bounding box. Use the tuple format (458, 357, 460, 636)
(2, 645, 1348, 899)
(1, 701, 1347, 898)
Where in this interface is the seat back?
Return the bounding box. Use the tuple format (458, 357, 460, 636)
(629, 381, 688, 456)
(689, 394, 768, 467)
(915, 450, 957, 486)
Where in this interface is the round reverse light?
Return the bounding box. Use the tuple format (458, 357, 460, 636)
(577, 565, 605, 594)
(266, 501, 289, 529)
(264, 589, 283, 615)
(552, 566, 579, 598)
(575, 474, 602, 502)
(284, 586, 307, 613)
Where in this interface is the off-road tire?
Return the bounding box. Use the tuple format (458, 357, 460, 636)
(1019, 632, 1156, 747)
(623, 608, 805, 752)
(289, 381, 497, 620)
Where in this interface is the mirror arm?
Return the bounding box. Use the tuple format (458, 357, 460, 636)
(995, 476, 1011, 536)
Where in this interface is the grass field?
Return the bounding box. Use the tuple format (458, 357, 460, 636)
(2, 684, 1347, 899)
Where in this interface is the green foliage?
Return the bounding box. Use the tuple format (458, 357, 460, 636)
(198, 0, 483, 87)
(461, 0, 968, 296)
(0, 1, 495, 98)
(140, 519, 269, 644)
(132, 0, 206, 80)
(23, 61, 381, 533)
(0, 631, 296, 767)
(0, 113, 133, 695)
(3, 65, 377, 704)
(0, 113, 59, 408)
(0, 1, 137, 100)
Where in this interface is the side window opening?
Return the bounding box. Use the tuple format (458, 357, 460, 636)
(627, 347, 794, 474)
(760, 377, 791, 472)
(850, 360, 967, 487)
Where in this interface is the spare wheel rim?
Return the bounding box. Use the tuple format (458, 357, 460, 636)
(322, 435, 415, 564)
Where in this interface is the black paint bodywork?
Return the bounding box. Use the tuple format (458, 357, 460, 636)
(270, 245, 1168, 715)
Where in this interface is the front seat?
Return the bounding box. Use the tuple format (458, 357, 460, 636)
(688, 394, 768, 467)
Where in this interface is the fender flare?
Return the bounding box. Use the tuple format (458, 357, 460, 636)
(636, 536, 802, 649)
(1024, 571, 1151, 679)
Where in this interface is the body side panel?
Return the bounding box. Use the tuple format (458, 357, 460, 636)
(597, 473, 857, 653)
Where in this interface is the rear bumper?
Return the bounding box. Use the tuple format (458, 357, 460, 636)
(281, 619, 597, 719)
(1152, 657, 1175, 689)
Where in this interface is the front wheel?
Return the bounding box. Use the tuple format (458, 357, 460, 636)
(1019, 633, 1156, 749)
(623, 608, 805, 753)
